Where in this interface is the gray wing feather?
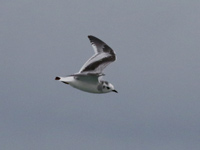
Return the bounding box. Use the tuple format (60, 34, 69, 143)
(78, 35, 116, 74)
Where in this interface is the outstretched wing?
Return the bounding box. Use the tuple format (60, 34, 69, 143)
(78, 35, 116, 74)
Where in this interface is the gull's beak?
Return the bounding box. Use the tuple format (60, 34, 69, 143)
(112, 90, 118, 93)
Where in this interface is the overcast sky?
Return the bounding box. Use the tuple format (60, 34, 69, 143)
(1, 0, 200, 150)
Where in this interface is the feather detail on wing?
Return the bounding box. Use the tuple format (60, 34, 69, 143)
(78, 35, 116, 74)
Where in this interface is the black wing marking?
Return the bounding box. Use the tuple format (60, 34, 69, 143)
(78, 35, 116, 74)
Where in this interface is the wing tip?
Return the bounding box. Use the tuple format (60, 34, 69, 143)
(87, 35, 104, 44)
(88, 35, 92, 37)
(88, 35, 95, 40)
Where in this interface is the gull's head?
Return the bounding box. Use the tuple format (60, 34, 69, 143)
(101, 81, 118, 93)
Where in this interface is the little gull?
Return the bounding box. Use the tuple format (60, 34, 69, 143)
(55, 35, 118, 94)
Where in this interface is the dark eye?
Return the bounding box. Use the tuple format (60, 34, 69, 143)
(107, 87, 110, 89)
(103, 86, 105, 88)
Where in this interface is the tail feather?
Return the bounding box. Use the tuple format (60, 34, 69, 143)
(55, 76, 71, 84)
(55, 77, 60, 80)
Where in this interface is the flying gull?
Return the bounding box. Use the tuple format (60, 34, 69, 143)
(55, 35, 118, 93)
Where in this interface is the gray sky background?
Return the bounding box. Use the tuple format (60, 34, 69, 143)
(1, 0, 200, 150)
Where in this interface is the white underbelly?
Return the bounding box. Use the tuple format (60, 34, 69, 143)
(70, 80, 100, 93)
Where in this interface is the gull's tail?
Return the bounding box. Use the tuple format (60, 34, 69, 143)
(55, 77, 60, 80)
(55, 76, 74, 84)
